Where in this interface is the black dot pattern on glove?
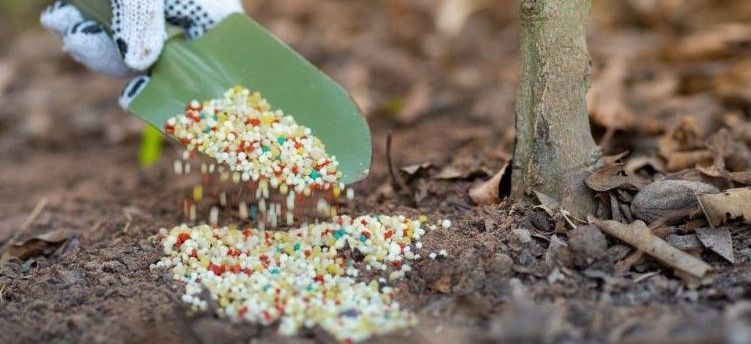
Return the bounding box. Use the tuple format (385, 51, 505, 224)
(111, 0, 128, 56)
(165, 0, 215, 39)
(70, 20, 105, 35)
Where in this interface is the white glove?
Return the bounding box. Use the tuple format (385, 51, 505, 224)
(40, 0, 244, 109)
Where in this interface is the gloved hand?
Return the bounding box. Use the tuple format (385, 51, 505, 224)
(41, 0, 244, 108)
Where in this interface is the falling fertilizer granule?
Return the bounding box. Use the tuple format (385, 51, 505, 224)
(156, 86, 452, 341)
(166, 86, 343, 195)
(154, 214, 445, 342)
(167, 86, 349, 227)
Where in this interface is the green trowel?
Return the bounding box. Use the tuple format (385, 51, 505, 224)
(64, 0, 372, 185)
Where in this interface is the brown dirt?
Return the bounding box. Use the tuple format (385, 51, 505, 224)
(1, 1, 750, 343)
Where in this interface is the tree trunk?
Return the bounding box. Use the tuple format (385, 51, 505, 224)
(512, 0, 602, 217)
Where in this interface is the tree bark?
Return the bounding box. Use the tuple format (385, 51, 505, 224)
(512, 0, 602, 217)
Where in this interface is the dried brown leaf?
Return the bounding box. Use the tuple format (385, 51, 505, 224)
(696, 227, 735, 264)
(431, 274, 453, 294)
(669, 23, 751, 61)
(435, 166, 465, 180)
(625, 155, 665, 176)
(400, 162, 432, 176)
(729, 171, 751, 185)
(664, 150, 714, 172)
(586, 163, 646, 192)
(666, 234, 702, 252)
(592, 219, 712, 279)
(715, 60, 751, 104)
(1, 228, 70, 261)
(435, 0, 493, 36)
(697, 187, 751, 227)
(469, 163, 508, 206)
(534, 190, 560, 213)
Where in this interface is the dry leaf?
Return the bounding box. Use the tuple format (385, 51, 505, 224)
(1, 228, 70, 261)
(696, 227, 735, 264)
(697, 187, 751, 227)
(534, 190, 560, 213)
(715, 60, 751, 104)
(586, 163, 646, 192)
(603, 151, 631, 165)
(469, 163, 508, 206)
(729, 171, 751, 185)
(435, 166, 464, 180)
(632, 72, 679, 104)
(665, 150, 714, 172)
(435, 0, 493, 36)
(400, 162, 432, 176)
(625, 155, 665, 176)
(631, 180, 718, 223)
(666, 234, 703, 253)
(431, 274, 453, 294)
(593, 219, 712, 279)
(669, 23, 751, 61)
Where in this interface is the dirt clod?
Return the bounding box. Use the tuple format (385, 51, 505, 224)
(567, 225, 608, 268)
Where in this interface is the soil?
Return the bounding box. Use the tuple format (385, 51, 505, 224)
(1, 1, 750, 343)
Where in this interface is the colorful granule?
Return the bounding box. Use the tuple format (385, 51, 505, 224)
(153, 214, 442, 342)
(166, 86, 343, 196)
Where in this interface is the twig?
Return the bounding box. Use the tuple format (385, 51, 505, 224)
(1, 198, 48, 252)
(634, 271, 660, 283)
(386, 131, 408, 192)
(594, 219, 712, 279)
(20, 198, 48, 231)
(616, 250, 644, 275)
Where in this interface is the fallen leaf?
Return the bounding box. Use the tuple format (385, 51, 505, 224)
(659, 116, 714, 172)
(1, 229, 71, 261)
(631, 180, 718, 223)
(469, 163, 509, 206)
(431, 274, 453, 294)
(724, 113, 751, 146)
(400, 162, 432, 176)
(435, 166, 464, 180)
(624, 155, 665, 176)
(715, 60, 751, 104)
(534, 190, 560, 213)
(697, 187, 751, 227)
(666, 234, 703, 253)
(631, 72, 679, 104)
(586, 163, 646, 192)
(665, 150, 714, 172)
(592, 219, 712, 279)
(435, 0, 493, 36)
(696, 227, 735, 264)
(729, 171, 751, 185)
(668, 23, 751, 61)
(603, 151, 630, 165)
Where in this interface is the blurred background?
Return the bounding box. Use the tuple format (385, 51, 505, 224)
(1, 0, 750, 159)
